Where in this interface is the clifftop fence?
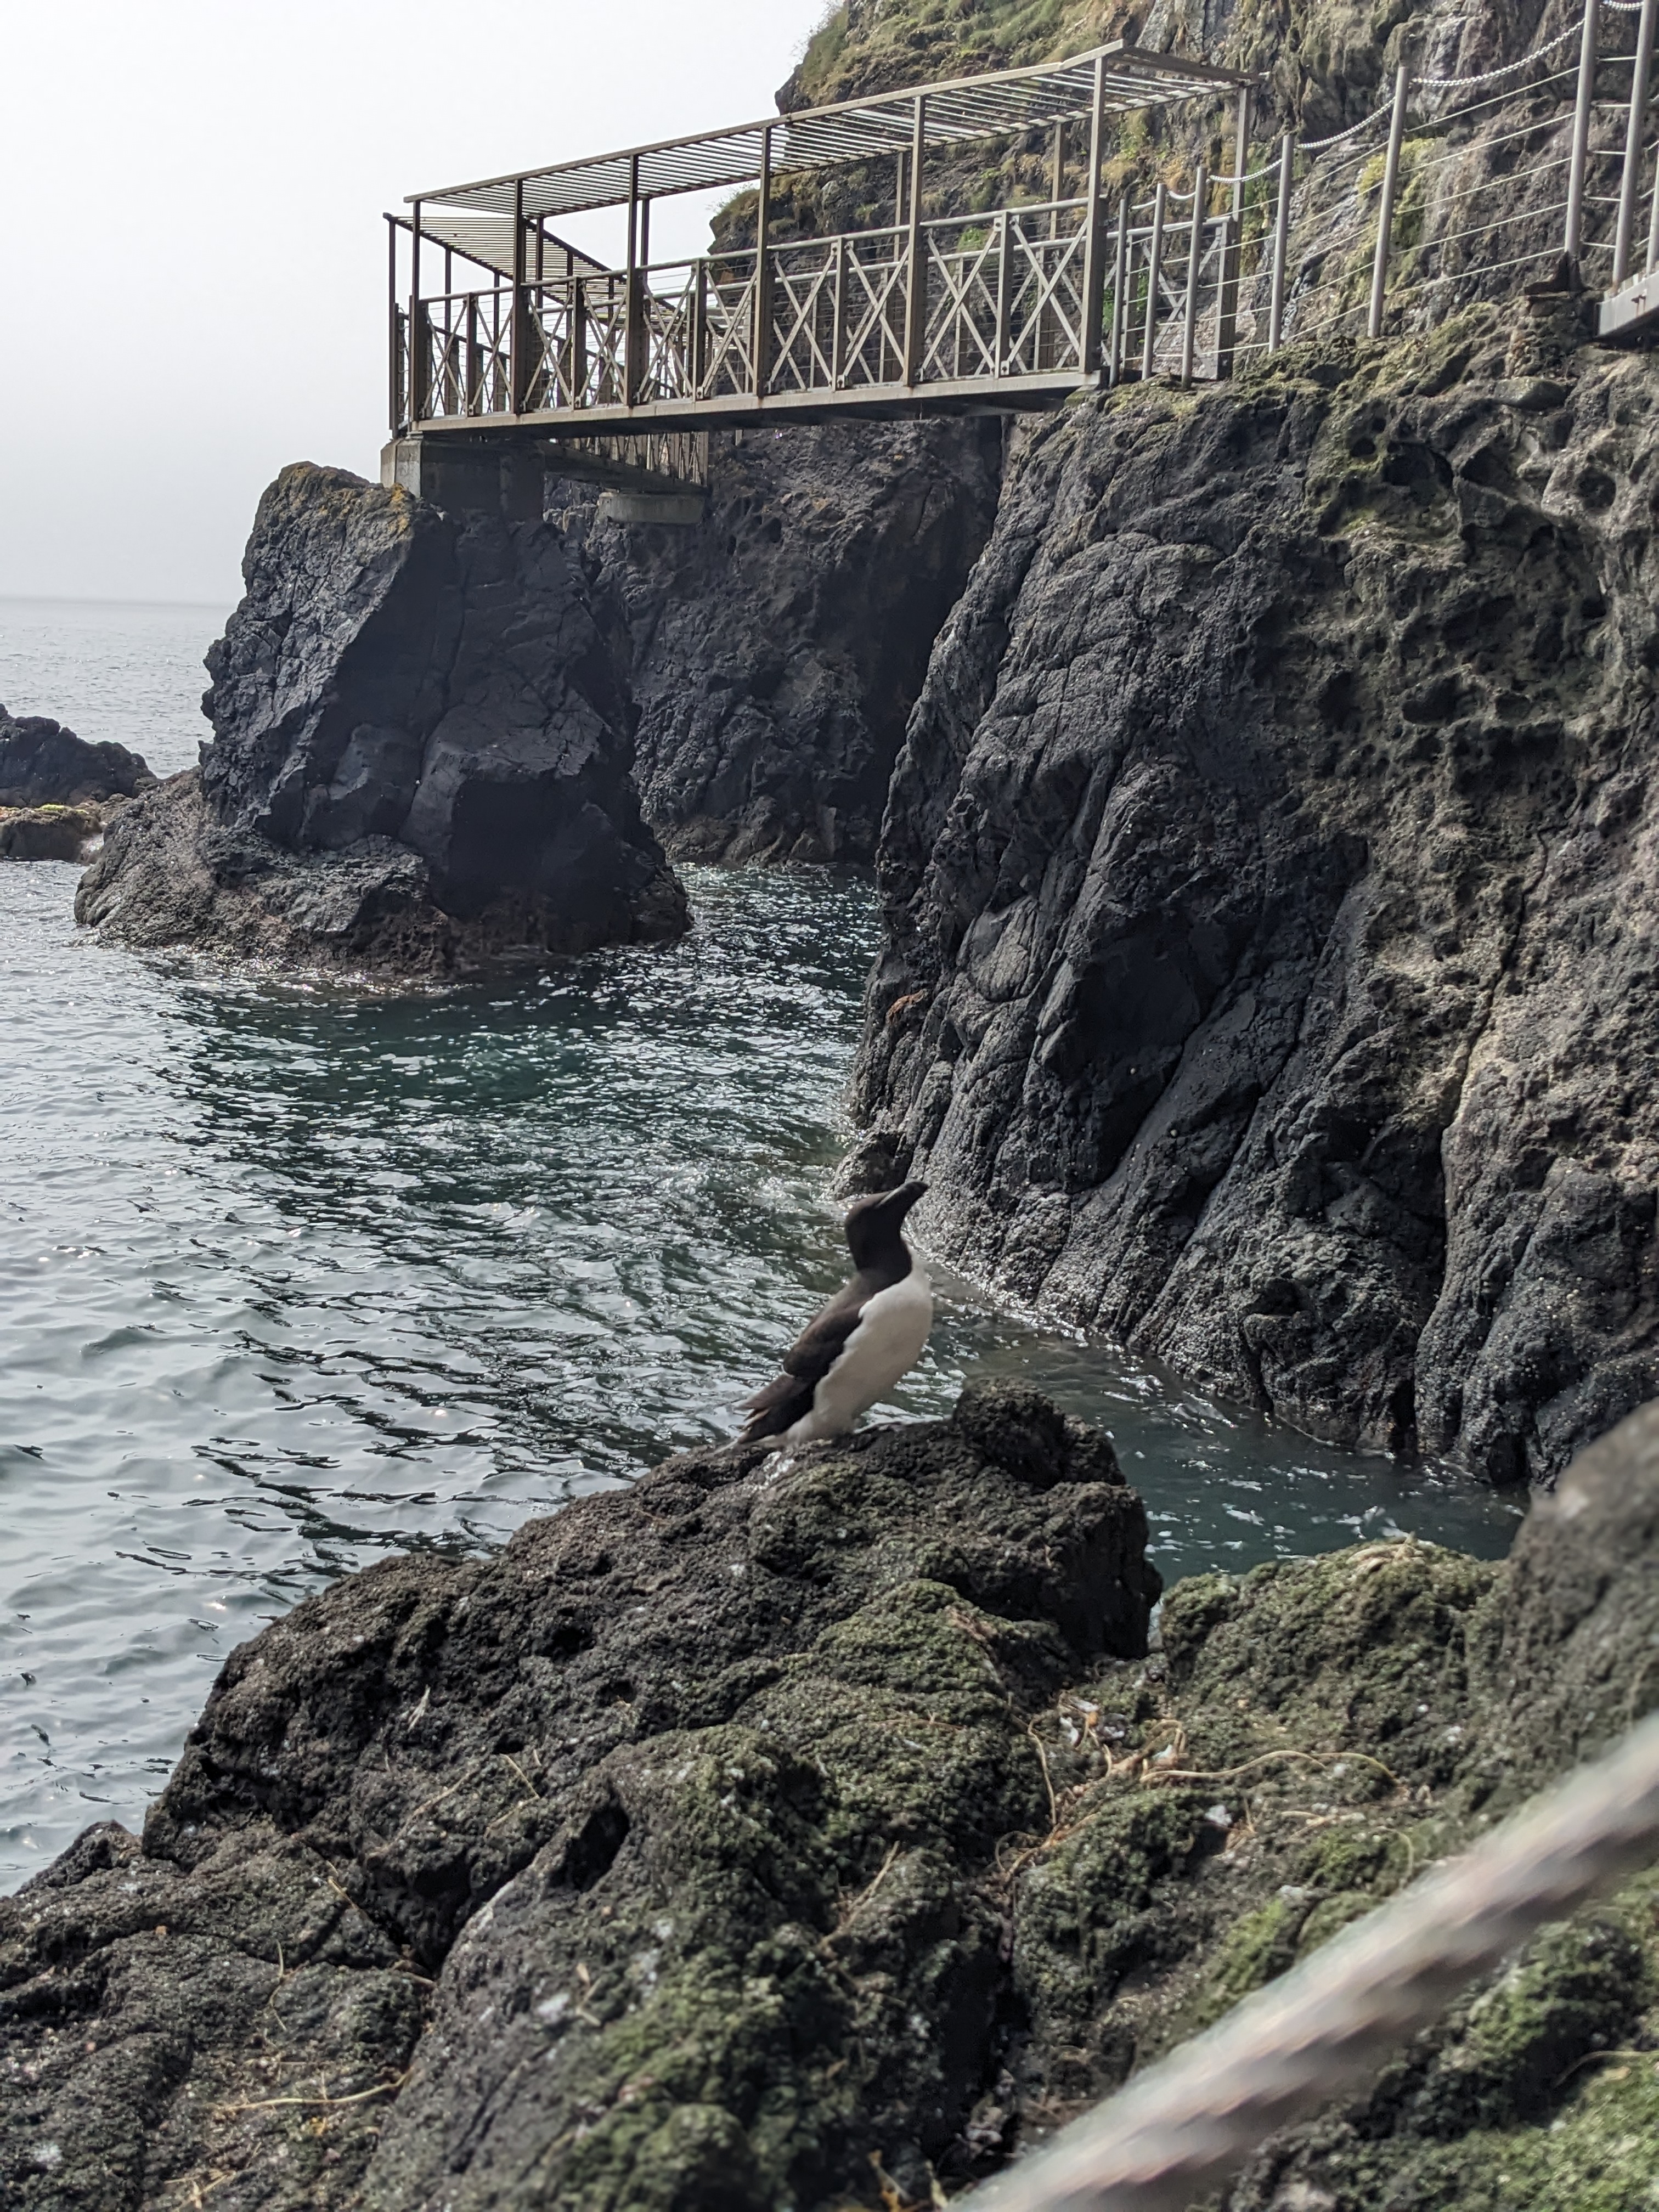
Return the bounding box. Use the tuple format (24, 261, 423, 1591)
(1195, 0, 1659, 373)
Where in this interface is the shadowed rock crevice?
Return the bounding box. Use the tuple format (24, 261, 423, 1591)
(569, 418, 1004, 866)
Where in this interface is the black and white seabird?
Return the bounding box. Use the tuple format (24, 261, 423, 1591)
(740, 1181, 932, 1451)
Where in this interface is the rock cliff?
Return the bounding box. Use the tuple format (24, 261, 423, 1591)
(848, 308, 1659, 1487)
(6, 1389, 1658, 2211)
(574, 421, 1003, 865)
(76, 465, 686, 969)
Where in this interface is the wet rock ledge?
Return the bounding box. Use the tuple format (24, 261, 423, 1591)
(75, 466, 686, 972)
(6, 1383, 1659, 2211)
(0, 708, 154, 862)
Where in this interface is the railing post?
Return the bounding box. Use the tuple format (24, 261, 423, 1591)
(466, 293, 481, 413)
(1049, 117, 1065, 241)
(1613, 0, 1657, 283)
(1142, 181, 1167, 379)
(1368, 64, 1410, 341)
(510, 177, 533, 414)
(752, 126, 774, 398)
(1080, 54, 1110, 375)
(623, 157, 641, 406)
(690, 260, 708, 397)
(570, 278, 587, 407)
(1565, 0, 1601, 262)
(1215, 86, 1251, 376)
(1650, 135, 1659, 273)
(1182, 161, 1207, 385)
(1108, 195, 1129, 383)
(387, 216, 401, 433)
(995, 208, 1014, 374)
(831, 235, 849, 386)
(1268, 133, 1294, 351)
(408, 199, 428, 426)
(903, 95, 928, 385)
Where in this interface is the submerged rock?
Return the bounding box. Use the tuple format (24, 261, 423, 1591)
(76, 465, 687, 969)
(0, 707, 153, 809)
(574, 420, 1002, 865)
(5, 1386, 1658, 2210)
(850, 311, 1659, 1486)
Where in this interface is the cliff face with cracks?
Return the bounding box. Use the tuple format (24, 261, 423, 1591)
(76, 465, 686, 969)
(849, 309, 1659, 1486)
(6, 1387, 1659, 2212)
(570, 418, 1003, 866)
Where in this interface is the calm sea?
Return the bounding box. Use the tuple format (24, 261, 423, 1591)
(0, 597, 1524, 1888)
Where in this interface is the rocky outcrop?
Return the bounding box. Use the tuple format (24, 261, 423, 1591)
(7, 1387, 1659, 2211)
(572, 420, 1002, 865)
(0, 708, 153, 809)
(76, 465, 686, 969)
(0, 1384, 1157, 2211)
(848, 310, 1659, 1487)
(0, 804, 109, 862)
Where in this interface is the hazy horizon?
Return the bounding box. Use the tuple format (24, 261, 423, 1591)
(1, 1, 831, 607)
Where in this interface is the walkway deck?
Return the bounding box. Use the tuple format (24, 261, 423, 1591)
(387, 43, 1252, 462)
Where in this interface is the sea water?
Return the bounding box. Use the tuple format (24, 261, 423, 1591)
(0, 597, 1523, 1887)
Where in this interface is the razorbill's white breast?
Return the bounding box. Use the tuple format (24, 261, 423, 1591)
(740, 1180, 932, 1451)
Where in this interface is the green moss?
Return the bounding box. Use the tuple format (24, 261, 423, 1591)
(1413, 1915, 1651, 2136)
(1293, 1823, 1404, 1895)
(1184, 1894, 1304, 2027)
(1392, 2061, 1659, 2211)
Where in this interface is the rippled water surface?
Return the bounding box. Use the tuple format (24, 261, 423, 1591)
(1, 600, 1525, 1887)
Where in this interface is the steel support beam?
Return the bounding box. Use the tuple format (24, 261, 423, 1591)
(510, 177, 534, 415)
(387, 215, 401, 433)
(1143, 181, 1167, 379)
(1182, 161, 1207, 386)
(409, 198, 428, 425)
(1216, 84, 1251, 375)
(753, 126, 774, 398)
(624, 157, 642, 406)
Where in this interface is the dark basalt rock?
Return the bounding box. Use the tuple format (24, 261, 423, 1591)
(0, 1385, 1157, 2212)
(849, 311, 1659, 1486)
(8, 1391, 1659, 2210)
(76, 464, 687, 968)
(573, 419, 1002, 865)
(0, 708, 153, 808)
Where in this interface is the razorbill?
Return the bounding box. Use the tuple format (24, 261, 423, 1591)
(740, 1181, 932, 1450)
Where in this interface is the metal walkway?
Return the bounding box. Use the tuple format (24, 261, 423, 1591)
(384, 43, 1251, 488)
(382, 9, 1659, 507)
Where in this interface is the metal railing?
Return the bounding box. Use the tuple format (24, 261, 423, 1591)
(392, 0, 1658, 437)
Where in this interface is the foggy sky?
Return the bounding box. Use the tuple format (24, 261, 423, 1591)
(1, 1, 830, 605)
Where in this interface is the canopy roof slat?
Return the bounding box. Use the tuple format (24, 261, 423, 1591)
(409, 41, 1252, 221)
(391, 213, 608, 285)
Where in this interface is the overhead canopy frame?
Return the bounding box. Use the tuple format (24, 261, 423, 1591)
(409, 41, 1253, 221)
(388, 212, 608, 285)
